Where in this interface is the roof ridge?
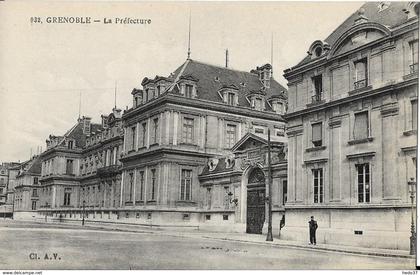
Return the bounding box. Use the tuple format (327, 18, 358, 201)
(324, 2, 364, 43)
(189, 59, 259, 76)
(168, 59, 190, 92)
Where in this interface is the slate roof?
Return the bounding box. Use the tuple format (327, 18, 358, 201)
(200, 157, 234, 175)
(170, 59, 288, 109)
(295, 2, 413, 67)
(64, 122, 103, 148)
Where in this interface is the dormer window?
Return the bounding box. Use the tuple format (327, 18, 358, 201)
(314, 47, 322, 57)
(227, 92, 235, 106)
(254, 98, 263, 110)
(272, 101, 285, 114)
(185, 84, 193, 98)
(67, 140, 74, 149)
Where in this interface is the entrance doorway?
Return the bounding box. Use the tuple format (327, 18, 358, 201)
(246, 168, 266, 234)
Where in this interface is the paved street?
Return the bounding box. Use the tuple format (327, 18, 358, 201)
(0, 220, 415, 270)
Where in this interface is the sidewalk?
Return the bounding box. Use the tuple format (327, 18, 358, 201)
(60, 219, 416, 259)
(3, 218, 415, 259)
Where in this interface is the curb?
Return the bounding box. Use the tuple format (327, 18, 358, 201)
(197, 236, 415, 259)
(5, 219, 415, 260)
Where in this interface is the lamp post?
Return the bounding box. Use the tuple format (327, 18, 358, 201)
(44, 202, 49, 222)
(266, 129, 273, 242)
(82, 200, 86, 226)
(408, 177, 416, 255)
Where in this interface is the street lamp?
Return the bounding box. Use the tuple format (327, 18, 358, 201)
(82, 200, 86, 226)
(266, 129, 273, 242)
(227, 192, 238, 206)
(408, 177, 416, 255)
(44, 202, 50, 222)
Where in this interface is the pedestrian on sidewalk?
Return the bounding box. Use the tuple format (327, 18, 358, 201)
(308, 216, 318, 245)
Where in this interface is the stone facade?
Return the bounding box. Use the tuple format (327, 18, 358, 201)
(37, 108, 123, 219)
(117, 60, 287, 229)
(13, 156, 41, 219)
(283, 2, 418, 249)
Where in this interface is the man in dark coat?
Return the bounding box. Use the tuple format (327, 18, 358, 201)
(308, 216, 318, 245)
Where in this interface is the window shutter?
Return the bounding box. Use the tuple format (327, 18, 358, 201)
(354, 112, 368, 139)
(312, 123, 322, 142)
(234, 94, 239, 106)
(223, 92, 228, 103)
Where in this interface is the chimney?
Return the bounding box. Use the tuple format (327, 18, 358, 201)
(113, 107, 122, 119)
(82, 116, 92, 135)
(354, 8, 368, 25)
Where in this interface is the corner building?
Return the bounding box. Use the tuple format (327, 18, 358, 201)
(120, 59, 288, 232)
(283, 2, 418, 249)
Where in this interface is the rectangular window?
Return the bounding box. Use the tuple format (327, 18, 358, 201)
(32, 189, 38, 197)
(313, 169, 323, 203)
(139, 171, 144, 201)
(283, 180, 287, 204)
(180, 169, 192, 201)
(151, 118, 159, 144)
(357, 163, 370, 203)
(226, 124, 237, 149)
(206, 187, 212, 209)
(182, 117, 194, 144)
(412, 100, 418, 130)
(354, 58, 368, 89)
(410, 41, 419, 74)
(312, 123, 322, 147)
(66, 159, 74, 175)
(150, 169, 156, 201)
(141, 123, 147, 147)
(31, 200, 37, 210)
(33, 177, 38, 185)
(185, 84, 193, 98)
(227, 92, 235, 106)
(131, 126, 136, 150)
(354, 111, 369, 140)
(68, 140, 73, 149)
(64, 188, 71, 206)
(129, 172, 134, 202)
(312, 75, 323, 102)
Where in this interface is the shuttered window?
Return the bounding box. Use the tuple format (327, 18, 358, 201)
(412, 100, 418, 130)
(312, 123, 322, 147)
(354, 112, 369, 140)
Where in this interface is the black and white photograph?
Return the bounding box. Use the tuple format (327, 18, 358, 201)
(0, 0, 418, 272)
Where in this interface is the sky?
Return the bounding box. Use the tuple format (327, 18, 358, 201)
(0, 1, 363, 163)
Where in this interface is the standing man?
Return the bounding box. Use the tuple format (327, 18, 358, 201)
(308, 216, 318, 245)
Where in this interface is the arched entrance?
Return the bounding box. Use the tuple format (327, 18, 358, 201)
(246, 167, 266, 234)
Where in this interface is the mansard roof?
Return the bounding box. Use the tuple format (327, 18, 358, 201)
(200, 157, 235, 175)
(293, 2, 416, 68)
(170, 59, 287, 108)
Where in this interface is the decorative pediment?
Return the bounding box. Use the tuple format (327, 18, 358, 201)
(328, 22, 391, 58)
(231, 133, 268, 153)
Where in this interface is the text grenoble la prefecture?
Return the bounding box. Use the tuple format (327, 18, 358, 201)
(45, 17, 152, 24)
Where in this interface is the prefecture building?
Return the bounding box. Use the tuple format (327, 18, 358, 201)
(283, 2, 418, 249)
(32, 59, 288, 234)
(120, 60, 287, 232)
